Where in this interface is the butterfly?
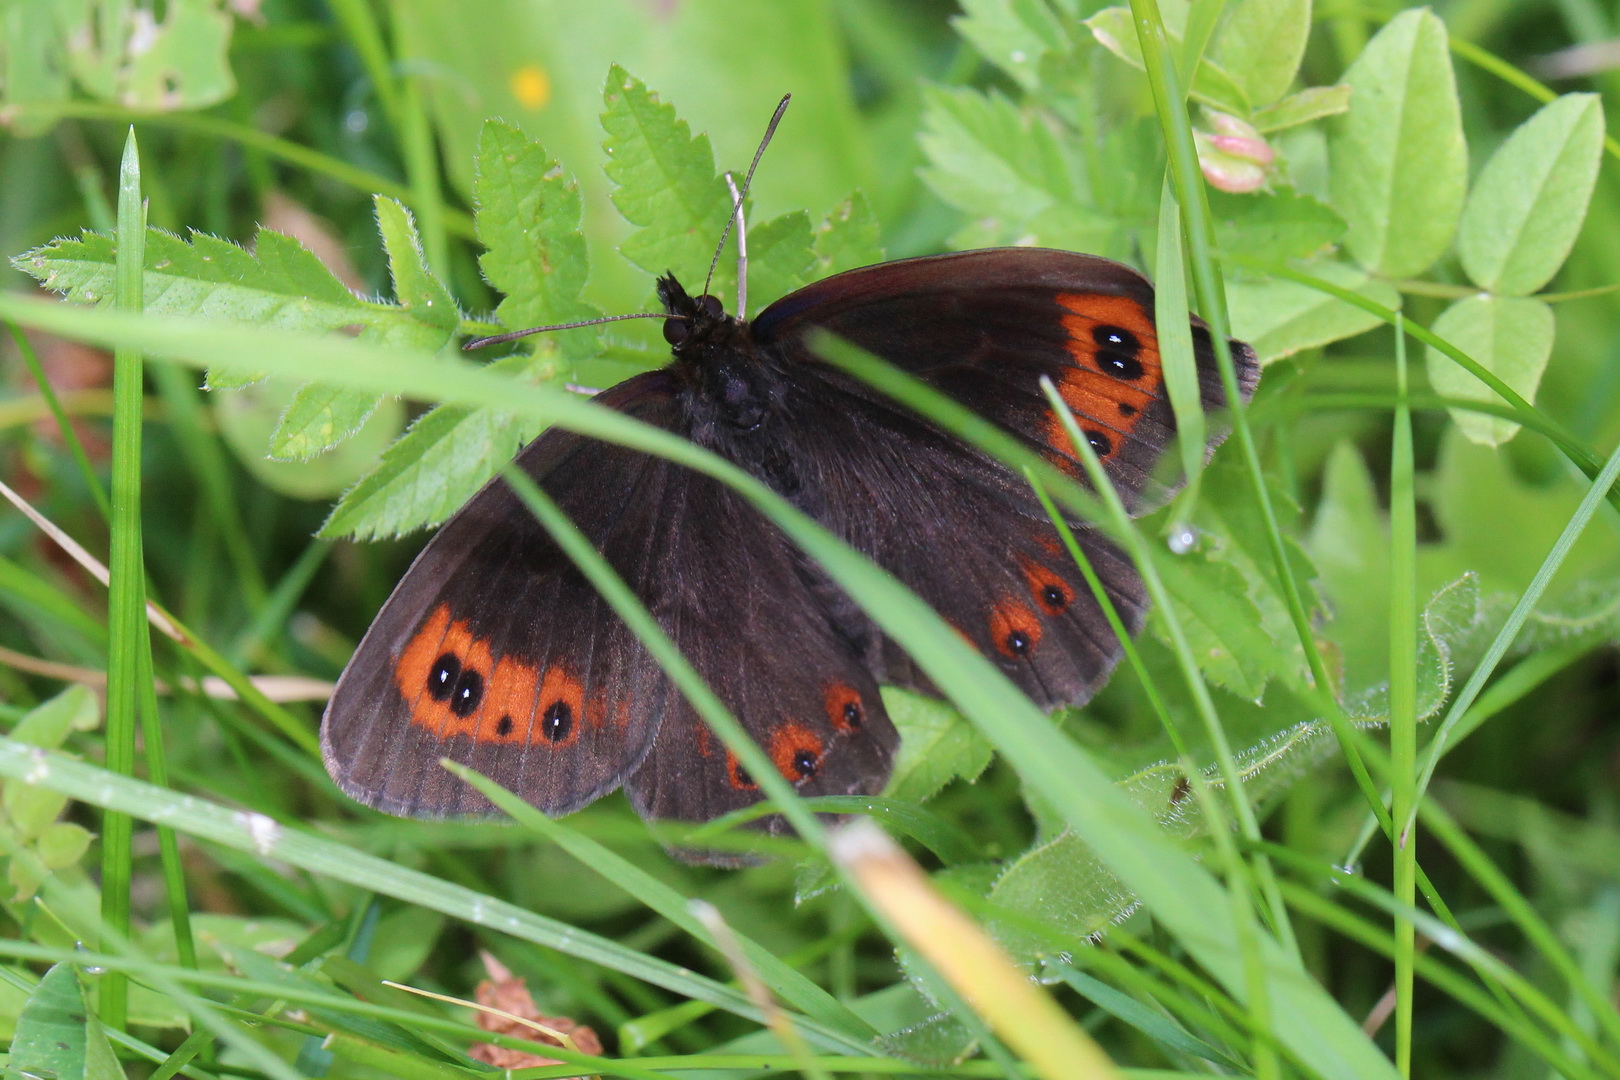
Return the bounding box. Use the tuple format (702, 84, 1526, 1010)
(319, 242, 1260, 857)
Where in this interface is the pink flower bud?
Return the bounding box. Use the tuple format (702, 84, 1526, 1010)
(1194, 113, 1274, 193)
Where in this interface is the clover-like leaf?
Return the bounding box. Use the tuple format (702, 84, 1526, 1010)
(1458, 93, 1605, 296)
(1330, 8, 1467, 277)
(1424, 295, 1555, 446)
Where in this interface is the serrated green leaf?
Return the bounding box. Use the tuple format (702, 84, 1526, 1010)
(1458, 93, 1605, 296)
(992, 694, 1332, 960)
(1329, 8, 1467, 277)
(9, 964, 123, 1080)
(269, 384, 386, 461)
(13, 227, 448, 389)
(475, 118, 600, 357)
(1212, 0, 1312, 106)
(602, 65, 732, 295)
(1191, 450, 1321, 685)
(1086, 6, 1251, 114)
(375, 196, 458, 329)
(215, 380, 406, 501)
(745, 210, 815, 316)
(952, 0, 1068, 90)
(813, 192, 883, 277)
(919, 84, 1109, 250)
(1150, 549, 1277, 698)
(1252, 84, 1351, 132)
(882, 688, 994, 805)
(320, 355, 544, 540)
(1425, 295, 1555, 446)
(270, 201, 457, 460)
(1209, 186, 1344, 263)
(1228, 259, 1400, 362)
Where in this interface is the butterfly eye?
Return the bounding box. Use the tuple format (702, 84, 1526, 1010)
(663, 317, 691, 347)
(698, 294, 725, 320)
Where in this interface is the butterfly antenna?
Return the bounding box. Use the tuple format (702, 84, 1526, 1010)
(462, 311, 672, 351)
(701, 93, 791, 307)
(725, 172, 748, 317)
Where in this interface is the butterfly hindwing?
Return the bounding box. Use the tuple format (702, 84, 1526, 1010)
(624, 463, 897, 833)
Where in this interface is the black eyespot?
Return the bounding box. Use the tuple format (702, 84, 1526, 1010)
(663, 317, 691, 347)
(699, 294, 725, 319)
(733, 762, 755, 788)
(1093, 325, 1139, 354)
(496, 715, 514, 737)
(1097, 351, 1145, 380)
(1006, 630, 1032, 656)
(427, 654, 460, 701)
(541, 701, 573, 742)
(792, 749, 819, 778)
(843, 702, 863, 728)
(449, 667, 484, 717)
(1085, 430, 1113, 457)
(1118, 402, 1137, 417)
(1042, 584, 1068, 610)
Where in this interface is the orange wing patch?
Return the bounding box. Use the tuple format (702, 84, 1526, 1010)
(769, 722, 826, 782)
(1045, 292, 1163, 465)
(476, 655, 540, 744)
(533, 666, 585, 749)
(1020, 557, 1073, 616)
(395, 604, 584, 748)
(989, 596, 1043, 659)
(823, 681, 866, 733)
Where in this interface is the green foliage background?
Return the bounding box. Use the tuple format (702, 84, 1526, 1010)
(1, 1, 1619, 1078)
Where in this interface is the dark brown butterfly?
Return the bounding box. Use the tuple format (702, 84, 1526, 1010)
(320, 245, 1259, 854)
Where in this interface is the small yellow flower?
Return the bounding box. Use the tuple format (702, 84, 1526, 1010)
(510, 64, 551, 110)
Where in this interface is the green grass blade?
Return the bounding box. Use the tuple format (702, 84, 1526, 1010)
(100, 127, 149, 1032)
(0, 738, 874, 1057)
(1387, 315, 1418, 1076)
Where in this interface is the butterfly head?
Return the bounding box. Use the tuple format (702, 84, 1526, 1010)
(657, 273, 735, 352)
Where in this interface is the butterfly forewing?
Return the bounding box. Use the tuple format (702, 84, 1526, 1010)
(322, 373, 686, 817)
(747, 248, 1257, 708)
(752, 247, 1259, 513)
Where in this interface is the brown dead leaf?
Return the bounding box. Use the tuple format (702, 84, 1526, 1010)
(468, 952, 603, 1075)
